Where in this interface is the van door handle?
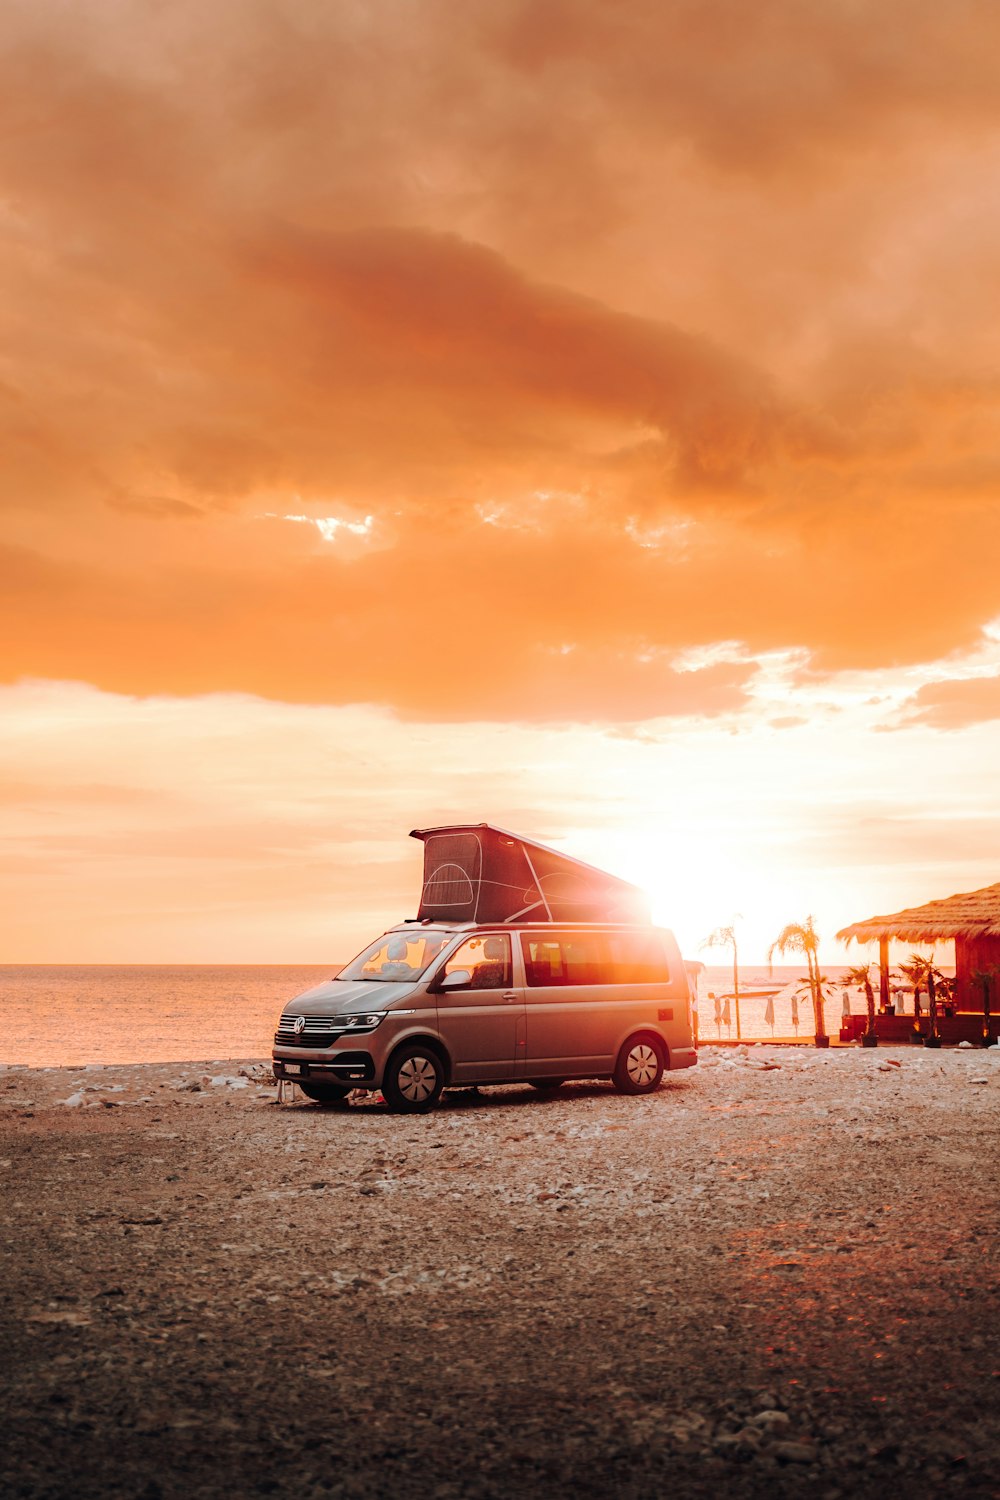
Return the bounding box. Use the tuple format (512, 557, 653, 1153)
(501, 992, 518, 1003)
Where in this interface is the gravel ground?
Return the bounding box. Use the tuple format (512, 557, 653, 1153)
(1, 1045, 998, 1499)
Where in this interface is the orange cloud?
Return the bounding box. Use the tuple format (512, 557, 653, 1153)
(898, 676, 1000, 730)
(2, 0, 1000, 722)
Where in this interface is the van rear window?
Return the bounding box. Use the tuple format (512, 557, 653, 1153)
(606, 931, 671, 983)
(520, 932, 670, 986)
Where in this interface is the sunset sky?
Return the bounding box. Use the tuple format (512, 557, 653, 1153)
(3, 0, 1000, 964)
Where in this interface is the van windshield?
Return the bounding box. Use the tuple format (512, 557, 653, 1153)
(336, 930, 452, 982)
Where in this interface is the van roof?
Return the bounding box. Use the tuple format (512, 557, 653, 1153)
(395, 920, 669, 934)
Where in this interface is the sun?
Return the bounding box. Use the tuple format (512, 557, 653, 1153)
(576, 820, 837, 969)
(575, 827, 747, 957)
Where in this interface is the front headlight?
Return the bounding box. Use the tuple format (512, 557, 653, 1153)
(342, 1013, 384, 1032)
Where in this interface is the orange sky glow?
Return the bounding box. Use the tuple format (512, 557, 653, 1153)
(3, 0, 999, 964)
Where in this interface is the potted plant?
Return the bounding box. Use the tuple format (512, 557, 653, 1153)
(841, 963, 878, 1046)
(902, 953, 944, 1046)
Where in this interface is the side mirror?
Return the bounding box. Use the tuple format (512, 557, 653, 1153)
(439, 969, 472, 991)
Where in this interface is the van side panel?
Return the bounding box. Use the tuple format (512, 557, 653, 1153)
(518, 927, 692, 1077)
(523, 981, 674, 1075)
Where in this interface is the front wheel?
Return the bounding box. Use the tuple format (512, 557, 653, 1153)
(382, 1045, 445, 1112)
(612, 1036, 664, 1095)
(299, 1081, 351, 1104)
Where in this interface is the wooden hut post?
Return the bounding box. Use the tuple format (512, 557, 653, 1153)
(955, 936, 968, 1012)
(879, 937, 890, 1013)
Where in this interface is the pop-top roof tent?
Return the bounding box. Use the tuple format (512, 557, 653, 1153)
(410, 824, 651, 926)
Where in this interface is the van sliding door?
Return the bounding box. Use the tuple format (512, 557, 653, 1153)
(519, 931, 618, 1076)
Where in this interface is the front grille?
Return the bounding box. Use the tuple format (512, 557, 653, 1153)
(274, 1015, 340, 1047)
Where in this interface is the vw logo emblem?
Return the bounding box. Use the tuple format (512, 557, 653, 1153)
(293, 1015, 306, 1036)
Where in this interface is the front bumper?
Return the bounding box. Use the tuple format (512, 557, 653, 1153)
(272, 1051, 376, 1085)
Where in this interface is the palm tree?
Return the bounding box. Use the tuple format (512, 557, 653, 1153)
(841, 963, 877, 1046)
(701, 923, 742, 1042)
(900, 953, 944, 1043)
(768, 916, 828, 1047)
(897, 957, 925, 1019)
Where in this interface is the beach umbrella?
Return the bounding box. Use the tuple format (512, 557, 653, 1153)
(842, 990, 852, 1018)
(764, 994, 775, 1035)
(721, 996, 731, 1033)
(711, 993, 721, 1037)
(790, 990, 800, 1033)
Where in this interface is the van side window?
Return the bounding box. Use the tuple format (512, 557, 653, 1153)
(606, 931, 671, 983)
(522, 932, 610, 986)
(521, 932, 669, 986)
(444, 934, 512, 989)
(522, 938, 565, 985)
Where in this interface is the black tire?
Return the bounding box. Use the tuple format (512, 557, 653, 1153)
(382, 1045, 445, 1113)
(612, 1035, 664, 1095)
(298, 1081, 351, 1104)
(527, 1078, 566, 1091)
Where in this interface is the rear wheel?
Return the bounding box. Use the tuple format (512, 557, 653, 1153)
(527, 1078, 565, 1091)
(612, 1036, 664, 1095)
(382, 1045, 445, 1113)
(298, 1081, 351, 1104)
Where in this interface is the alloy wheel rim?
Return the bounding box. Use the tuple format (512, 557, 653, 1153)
(399, 1057, 437, 1102)
(627, 1044, 657, 1085)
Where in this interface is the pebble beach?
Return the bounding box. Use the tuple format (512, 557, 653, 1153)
(2, 1045, 998, 1498)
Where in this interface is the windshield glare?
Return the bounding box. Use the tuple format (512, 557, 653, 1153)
(336, 930, 452, 982)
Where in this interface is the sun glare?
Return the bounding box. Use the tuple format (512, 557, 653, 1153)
(578, 828, 751, 960)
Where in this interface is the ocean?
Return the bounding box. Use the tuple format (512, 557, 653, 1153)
(0, 963, 896, 1068)
(0, 966, 332, 1068)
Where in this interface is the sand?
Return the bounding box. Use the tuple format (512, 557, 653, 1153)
(1, 1045, 998, 1498)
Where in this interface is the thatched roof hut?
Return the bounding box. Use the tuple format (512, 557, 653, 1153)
(837, 883, 1000, 944)
(838, 883, 1000, 1011)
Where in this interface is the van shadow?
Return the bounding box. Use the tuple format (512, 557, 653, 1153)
(289, 1077, 693, 1116)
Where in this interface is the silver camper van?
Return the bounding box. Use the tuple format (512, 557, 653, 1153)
(272, 825, 696, 1112)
